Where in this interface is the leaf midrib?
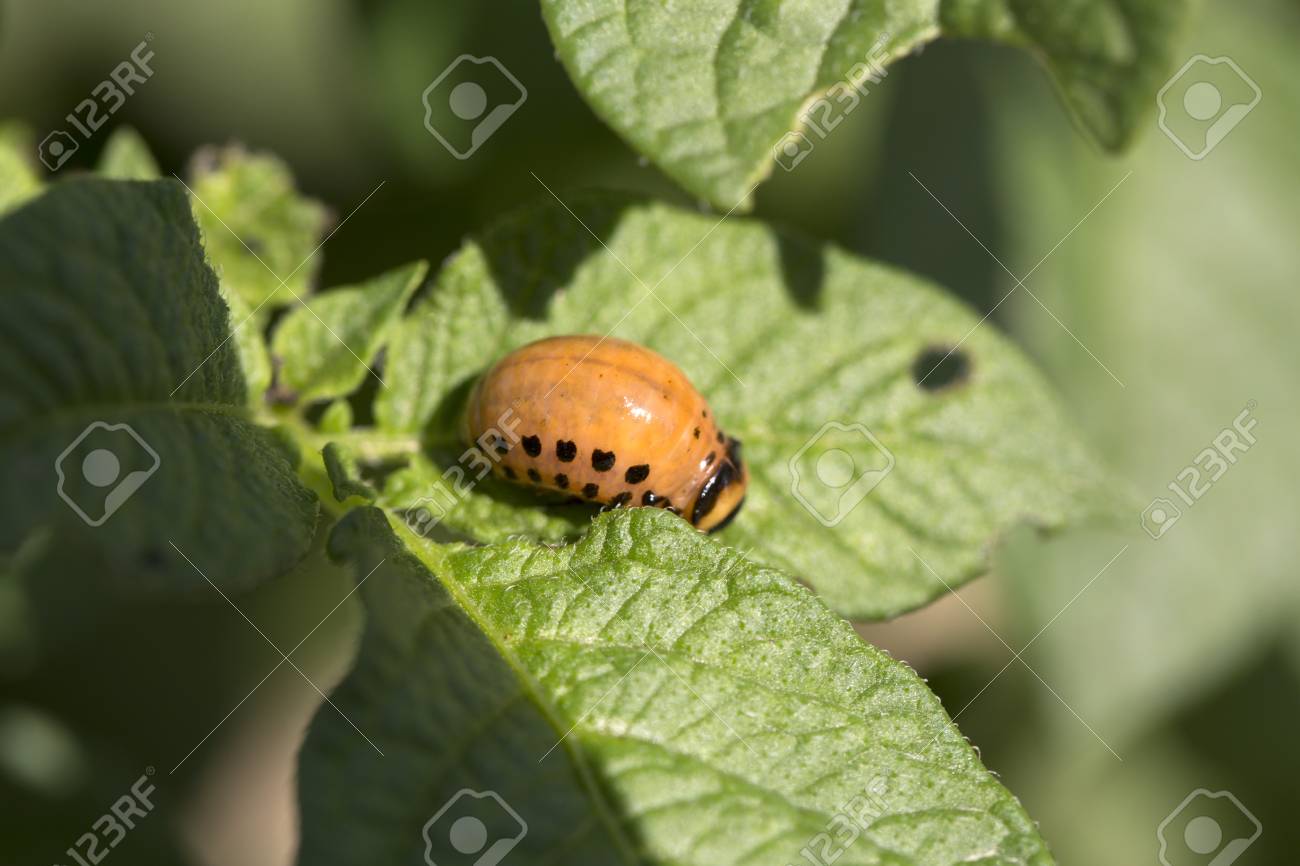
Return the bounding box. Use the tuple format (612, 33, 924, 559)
(399, 520, 646, 866)
(0, 399, 250, 443)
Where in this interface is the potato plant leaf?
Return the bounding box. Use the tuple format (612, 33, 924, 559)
(97, 126, 161, 180)
(271, 261, 428, 404)
(0, 123, 43, 215)
(367, 195, 1115, 619)
(188, 146, 329, 311)
(300, 506, 1055, 865)
(0, 178, 317, 595)
(539, 0, 1189, 209)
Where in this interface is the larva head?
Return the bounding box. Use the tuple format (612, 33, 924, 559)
(690, 436, 748, 533)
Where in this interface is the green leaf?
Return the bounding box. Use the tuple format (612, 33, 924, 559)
(301, 506, 1054, 866)
(96, 126, 161, 180)
(318, 398, 354, 434)
(984, 0, 1300, 751)
(0, 123, 43, 215)
(0, 178, 317, 596)
(371, 195, 1114, 619)
(218, 280, 273, 405)
(321, 441, 378, 504)
(187, 146, 329, 311)
(540, 0, 1189, 209)
(271, 261, 428, 403)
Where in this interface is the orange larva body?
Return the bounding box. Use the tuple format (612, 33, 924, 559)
(464, 335, 747, 532)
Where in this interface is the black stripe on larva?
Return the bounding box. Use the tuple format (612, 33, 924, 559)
(708, 495, 745, 533)
(592, 449, 616, 472)
(609, 491, 632, 508)
(624, 464, 650, 484)
(691, 461, 735, 526)
(642, 491, 661, 506)
(527, 468, 541, 483)
(704, 451, 716, 467)
(503, 466, 517, 480)
(522, 435, 541, 457)
(581, 482, 600, 499)
(556, 440, 577, 462)
(554, 473, 569, 490)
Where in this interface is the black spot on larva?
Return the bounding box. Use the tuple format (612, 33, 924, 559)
(665, 504, 681, 515)
(609, 491, 632, 508)
(556, 439, 577, 462)
(503, 466, 517, 480)
(716, 430, 725, 444)
(693, 427, 701, 439)
(592, 449, 616, 472)
(527, 468, 541, 483)
(912, 345, 972, 391)
(642, 490, 662, 506)
(522, 435, 542, 457)
(624, 464, 650, 484)
(554, 473, 569, 489)
(582, 482, 600, 499)
(704, 451, 716, 467)
(702, 410, 708, 418)
(492, 438, 509, 455)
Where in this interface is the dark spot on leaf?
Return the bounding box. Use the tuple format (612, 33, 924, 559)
(624, 464, 650, 484)
(912, 345, 972, 391)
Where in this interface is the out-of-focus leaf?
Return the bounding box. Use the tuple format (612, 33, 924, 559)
(271, 261, 427, 403)
(300, 506, 1056, 866)
(540, 0, 1189, 209)
(96, 126, 161, 180)
(991, 1, 1300, 747)
(187, 146, 329, 311)
(0, 123, 43, 214)
(0, 179, 317, 595)
(321, 441, 378, 504)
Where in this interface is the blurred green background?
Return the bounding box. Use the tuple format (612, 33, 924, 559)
(1, 0, 1296, 864)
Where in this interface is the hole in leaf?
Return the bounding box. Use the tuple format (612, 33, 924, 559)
(912, 345, 971, 391)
